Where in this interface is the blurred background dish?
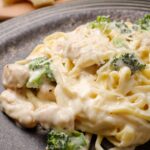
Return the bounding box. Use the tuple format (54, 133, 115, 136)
(0, 0, 69, 20)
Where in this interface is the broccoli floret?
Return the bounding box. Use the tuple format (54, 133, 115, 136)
(47, 129, 69, 150)
(26, 57, 55, 88)
(96, 16, 111, 23)
(29, 57, 48, 70)
(115, 21, 132, 34)
(137, 14, 150, 30)
(110, 53, 146, 74)
(67, 131, 87, 150)
(90, 16, 133, 34)
(90, 16, 111, 34)
(47, 129, 87, 150)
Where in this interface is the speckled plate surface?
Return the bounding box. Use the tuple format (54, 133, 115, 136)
(0, 0, 150, 149)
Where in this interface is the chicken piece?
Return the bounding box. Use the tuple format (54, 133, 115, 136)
(34, 103, 74, 129)
(37, 82, 56, 101)
(0, 89, 37, 128)
(2, 64, 29, 89)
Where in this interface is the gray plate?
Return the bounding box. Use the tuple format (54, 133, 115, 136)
(0, 0, 150, 149)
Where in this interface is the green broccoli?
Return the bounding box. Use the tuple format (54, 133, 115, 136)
(96, 16, 111, 23)
(47, 129, 69, 150)
(89, 16, 111, 34)
(115, 21, 132, 34)
(29, 57, 48, 70)
(26, 69, 46, 88)
(47, 129, 87, 150)
(137, 14, 150, 30)
(90, 16, 133, 34)
(67, 131, 87, 150)
(110, 53, 146, 74)
(26, 57, 55, 88)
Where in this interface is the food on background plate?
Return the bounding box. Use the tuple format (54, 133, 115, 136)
(30, 0, 55, 7)
(0, 0, 68, 20)
(3, 0, 56, 7)
(0, 14, 150, 150)
(3, 0, 23, 5)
